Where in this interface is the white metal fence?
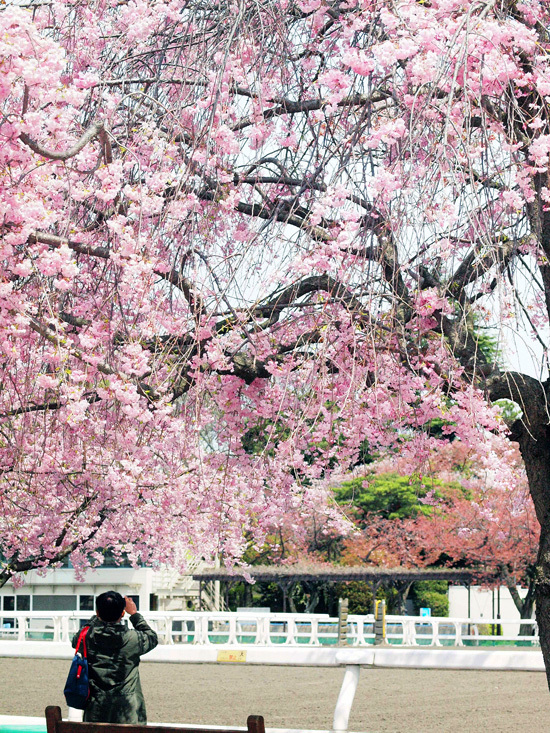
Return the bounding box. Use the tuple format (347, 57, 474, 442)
(0, 610, 539, 647)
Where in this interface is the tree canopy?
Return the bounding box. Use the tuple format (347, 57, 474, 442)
(339, 441, 538, 613)
(3, 0, 550, 681)
(334, 471, 463, 520)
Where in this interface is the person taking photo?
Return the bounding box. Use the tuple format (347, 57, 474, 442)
(72, 591, 158, 723)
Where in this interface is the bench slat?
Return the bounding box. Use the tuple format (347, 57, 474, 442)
(45, 707, 265, 733)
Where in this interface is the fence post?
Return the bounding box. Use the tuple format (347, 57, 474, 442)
(374, 600, 386, 645)
(257, 615, 270, 645)
(311, 617, 320, 646)
(17, 615, 27, 642)
(228, 614, 238, 644)
(332, 664, 361, 733)
(338, 598, 349, 646)
(403, 618, 416, 645)
(61, 615, 70, 643)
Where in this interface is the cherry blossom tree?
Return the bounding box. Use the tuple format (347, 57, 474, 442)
(340, 442, 538, 620)
(3, 0, 550, 685)
(416, 487, 538, 625)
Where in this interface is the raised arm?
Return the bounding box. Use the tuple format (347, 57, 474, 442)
(125, 597, 158, 655)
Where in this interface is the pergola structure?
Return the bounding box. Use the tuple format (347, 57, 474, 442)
(193, 564, 478, 613)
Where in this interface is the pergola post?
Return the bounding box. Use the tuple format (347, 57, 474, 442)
(225, 580, 230, 610)
(277, 579, 294, 613)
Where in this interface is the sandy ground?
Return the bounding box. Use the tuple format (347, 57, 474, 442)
(1, 658, 550, 733)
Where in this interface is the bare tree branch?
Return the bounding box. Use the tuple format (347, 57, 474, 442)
(20, 120, 105, 161)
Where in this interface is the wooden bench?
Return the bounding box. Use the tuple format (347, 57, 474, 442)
(45, 707, 266, 733)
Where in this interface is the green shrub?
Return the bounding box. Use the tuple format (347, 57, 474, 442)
(334, 473, 462, 522)
(416, 590, 449, 617)
(411, 581, 449, 617)
(333, 582, 405, 615)
(334, 581, 374, 615)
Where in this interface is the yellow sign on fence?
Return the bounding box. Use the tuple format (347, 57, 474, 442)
(217, 650, 247, 663)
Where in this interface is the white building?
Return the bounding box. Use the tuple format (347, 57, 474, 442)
(449, 584, 531, 618)
(0, 562, 221, 616)
(448, 584, 534, 635)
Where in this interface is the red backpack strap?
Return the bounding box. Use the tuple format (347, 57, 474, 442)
(75, 625, 90, 658)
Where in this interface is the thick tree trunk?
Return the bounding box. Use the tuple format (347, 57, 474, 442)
(287, 582, 298, 613)
(394, 581, 413, 615)
(519, 587, 537, 638)
(536, 528, 550, 675)
(303, 581, 321, 614)
(502, 569, 536, 636)
(519, 580, 537, 637)
(506, 378, 550, 685)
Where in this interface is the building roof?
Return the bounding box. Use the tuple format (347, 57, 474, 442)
(193, 564, 478, 584)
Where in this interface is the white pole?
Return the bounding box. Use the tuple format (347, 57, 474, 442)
(332, 664, 360, 733)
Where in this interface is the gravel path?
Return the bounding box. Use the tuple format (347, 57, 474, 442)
(1, 658, 549, 732)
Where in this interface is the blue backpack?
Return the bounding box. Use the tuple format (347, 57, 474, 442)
(64, 625, 90, 709)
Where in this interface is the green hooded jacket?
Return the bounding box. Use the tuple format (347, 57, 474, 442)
(72, 612, 158, 724)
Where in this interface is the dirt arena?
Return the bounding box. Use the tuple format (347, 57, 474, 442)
(1, 658, 550, 733)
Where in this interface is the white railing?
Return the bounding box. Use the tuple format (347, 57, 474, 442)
(0, 610, 539, 647)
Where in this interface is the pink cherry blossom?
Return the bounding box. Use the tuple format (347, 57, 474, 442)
(0, 5, 549, 679)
